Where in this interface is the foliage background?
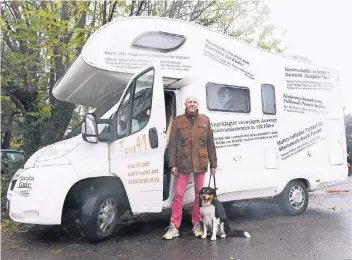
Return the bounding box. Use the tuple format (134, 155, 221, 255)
(1, 0, 287, 158)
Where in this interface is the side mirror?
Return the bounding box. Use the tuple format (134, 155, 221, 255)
(82, 113, 99, 144)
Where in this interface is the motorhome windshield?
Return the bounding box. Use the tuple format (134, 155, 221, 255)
(96, 73, 154, 135)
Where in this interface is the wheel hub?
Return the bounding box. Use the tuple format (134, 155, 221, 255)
(289, 185, 305, 210)
(292, 190, 303, 203)
(98, 198, 116, 233)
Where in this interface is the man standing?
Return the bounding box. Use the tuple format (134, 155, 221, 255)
(163, 96, 217, 240)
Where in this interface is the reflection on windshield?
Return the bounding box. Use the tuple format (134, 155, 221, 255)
(97, 102, 120, 134)
(99, 80, 154, 136)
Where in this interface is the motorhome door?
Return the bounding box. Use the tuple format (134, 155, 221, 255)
(109, 65, 166, 213)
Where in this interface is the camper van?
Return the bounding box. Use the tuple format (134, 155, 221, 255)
(7, 16, 348, 242)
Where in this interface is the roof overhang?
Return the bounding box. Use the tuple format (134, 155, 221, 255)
(52, 56, 133, 107)
(53, 55, 179, 107)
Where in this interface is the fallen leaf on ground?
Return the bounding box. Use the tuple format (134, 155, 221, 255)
(51, 249, 63, 255)
(0, 219, 21, 233)
(328, 206, 343, 211)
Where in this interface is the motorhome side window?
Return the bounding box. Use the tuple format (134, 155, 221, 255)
(116, 69, 154, 139)
(261, 84, 276, 115)
(130, 69, 154, 134)
(205, 82, 250, 113)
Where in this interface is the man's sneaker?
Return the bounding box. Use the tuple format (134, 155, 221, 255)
(163, 223, 179, 240)
(192, 222, 203, 237)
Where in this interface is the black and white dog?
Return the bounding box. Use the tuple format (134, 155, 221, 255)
(199, 186, 251, 240)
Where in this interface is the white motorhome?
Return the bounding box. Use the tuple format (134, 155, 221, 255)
(7, 16, 348, 242)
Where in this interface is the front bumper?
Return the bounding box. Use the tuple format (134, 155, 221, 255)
(7, 165, 79, 225)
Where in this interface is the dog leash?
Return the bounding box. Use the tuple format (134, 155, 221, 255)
(208, 174, 217, 197)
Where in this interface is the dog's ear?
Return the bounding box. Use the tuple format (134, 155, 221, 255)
(199, 192, 204, 208)
(208, 187, 215, 196)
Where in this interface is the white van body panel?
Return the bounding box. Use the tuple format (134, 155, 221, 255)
(7, 165, 80, 225)
(8, 17, 348, 226)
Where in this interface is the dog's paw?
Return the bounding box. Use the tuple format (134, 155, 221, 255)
(211, 236, 216, 241)
(220, 234, 226, 238)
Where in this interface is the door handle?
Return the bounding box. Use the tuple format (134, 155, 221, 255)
(149, 127, 159, 149)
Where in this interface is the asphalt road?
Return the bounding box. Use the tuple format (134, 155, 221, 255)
(2, 177, 352, 260)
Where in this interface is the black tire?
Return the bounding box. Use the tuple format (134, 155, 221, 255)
(277, 180, 308, 216)
(79, 190, 121, 243)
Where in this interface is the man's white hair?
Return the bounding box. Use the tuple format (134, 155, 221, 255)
(184, 95, 199, 103)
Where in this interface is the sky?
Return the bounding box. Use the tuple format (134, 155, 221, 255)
(267, 0, 352, 115)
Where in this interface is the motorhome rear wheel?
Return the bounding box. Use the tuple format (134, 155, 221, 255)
(278, 180, 309, 216)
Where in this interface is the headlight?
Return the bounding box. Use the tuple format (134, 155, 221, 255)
(24, 146, 48, 169)
(36, 137, 80, 162)
(12, 169, 24, 181)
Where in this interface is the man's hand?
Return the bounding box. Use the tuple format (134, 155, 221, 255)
(171, 167, 178, 176)
(210, 168, 216, 175)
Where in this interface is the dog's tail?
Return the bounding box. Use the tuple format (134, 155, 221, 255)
(227, 229, 251, 238)
(221, 220, 250, 238)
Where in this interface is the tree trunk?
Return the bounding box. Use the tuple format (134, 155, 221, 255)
(41, 101, 75, 146)
(22, 92, 42, 160)
(2, 131, 12, 149)
(23, 115, 42, 161)
(1, 111, 15, 149)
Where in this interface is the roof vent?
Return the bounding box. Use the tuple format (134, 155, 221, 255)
(131, 31, 186, 52)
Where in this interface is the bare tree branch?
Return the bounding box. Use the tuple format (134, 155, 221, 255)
(4, 1, 17, 21)
(108, 1, 118, 22)
(1, 89, 26, 115)
(189, 1, 201, 21)
(91, 1, 97, 26)
(102, 0, 107, 24)
(136, 1, 146, 16)
(2, 34, 17, 52)
(189, 1, 216, 21)
(129, 1, 135, 16)
(175, 1, 185, 18)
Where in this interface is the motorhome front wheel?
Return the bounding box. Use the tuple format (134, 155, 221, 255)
(79, 190, 121, 242)
(278, 180, 309, 216)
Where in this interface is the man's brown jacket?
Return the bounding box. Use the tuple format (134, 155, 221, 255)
(168, 110, 217, 173)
